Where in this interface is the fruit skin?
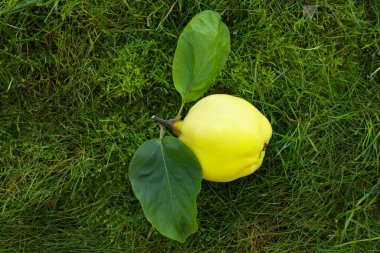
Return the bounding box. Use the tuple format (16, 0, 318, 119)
(173, 94, 272, 182)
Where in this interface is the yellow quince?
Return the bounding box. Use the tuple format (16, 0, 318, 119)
(172, 94, 272, 182)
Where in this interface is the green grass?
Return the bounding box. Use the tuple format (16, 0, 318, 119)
(1, 0, 379, 252)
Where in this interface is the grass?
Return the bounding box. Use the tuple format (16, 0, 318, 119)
(1, 0, 379, 252)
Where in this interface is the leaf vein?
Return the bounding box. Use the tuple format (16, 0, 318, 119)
(159, 142, 181, 232)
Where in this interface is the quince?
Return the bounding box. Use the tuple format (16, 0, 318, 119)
(173, 94, 272, 182)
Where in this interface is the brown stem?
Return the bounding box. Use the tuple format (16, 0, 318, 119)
(152, 116, 174, 129)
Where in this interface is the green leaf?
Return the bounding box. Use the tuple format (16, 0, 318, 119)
(128, 136, 202, 242)
(173, 10, 231, 103)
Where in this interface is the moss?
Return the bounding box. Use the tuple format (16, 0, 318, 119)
(1, 0, 379, 252)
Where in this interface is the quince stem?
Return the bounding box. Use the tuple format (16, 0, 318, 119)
(152, 116, 175, 139)
(152, 116, 174, 128)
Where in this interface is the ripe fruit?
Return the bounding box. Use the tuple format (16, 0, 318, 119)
(172, 94, 272, 182)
